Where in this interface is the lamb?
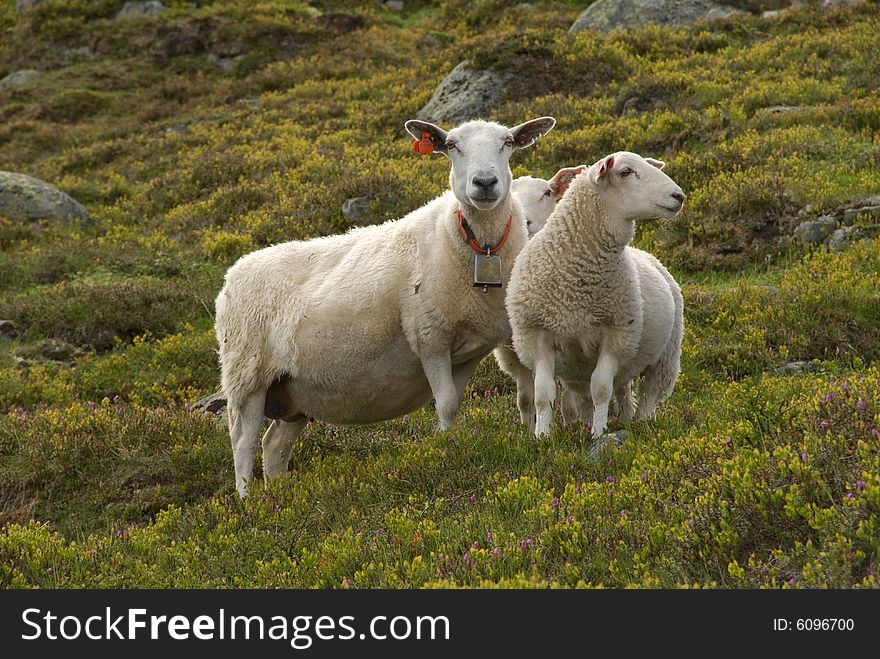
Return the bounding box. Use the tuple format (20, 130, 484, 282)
(494, 166, 585, 429)
(215, 116, 555, 496)
(506, 151, 685, 439)
(501, 165, 684, 434)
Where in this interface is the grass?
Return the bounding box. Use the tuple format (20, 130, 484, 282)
(0, 0, 878, 588)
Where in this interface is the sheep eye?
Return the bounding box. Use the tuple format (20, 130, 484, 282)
(445, 141, 457, 151)
(503, 137, 515, 148)
(542, 190, 552, 197)
(620, 167, 634, 177)
(526, 219, 532, 226)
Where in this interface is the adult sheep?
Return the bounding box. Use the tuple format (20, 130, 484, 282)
(215, 116, 555, 496)
(506, 152, 685, 439)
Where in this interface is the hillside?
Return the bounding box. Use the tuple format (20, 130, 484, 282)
(0, 0, 878, 588)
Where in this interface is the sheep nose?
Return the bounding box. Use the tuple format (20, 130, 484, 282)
(472, 175, 498, 190)
(671, 191, 685, 204)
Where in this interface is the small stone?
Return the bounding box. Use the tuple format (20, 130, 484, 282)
(193, 391, 227, 414)
(0, 320, 18, 339)
(385, 0, 404, 12)
(206, 53, 244, 72)
(16, 0, 42, 14)
(842, 205, 880, 226)
(774, 361, 815, 375)
(316, 13, 365, 35)
(116, 1, 167, 20)
(0, 69, 40, 93)
(587, 430, 628, 461)
(764, 105, 801, 116)
(828, 226, 860, 252)
(38, 339, 83, 362)
(342, 195, 373, 224)
(793, 215, 836, 244)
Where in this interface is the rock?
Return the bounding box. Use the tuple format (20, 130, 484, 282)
(159, 25, 205, 56)
(420, 34, 443, 49)
(0, 171, 89, 224)
(713, 240, 741, 255)
(762, 105, 801, 116)
(828, 226, 860, 252)
(116, 1, 167, 20)
(416, 60, 508, 125)
(0, 320, 18, 340)
(587, 429, 628, 461)
(822, 0, 865, 7)
(193, 391, 227, 414)
(16, 0, 42, 14)
(793, 215, 836, 244)
(842, 204, 880, 226)
(515, 2, 536, 10)
(342, 195, 374, 224)
(569, 0, 745, 34)
(316, 13, 365, 35)
(206, 53, 244, 72)
(0, 69, 40, 93)
(384, 0, 404, 11)
(38, 339, 83, 362)
(775, 361, 815, 375)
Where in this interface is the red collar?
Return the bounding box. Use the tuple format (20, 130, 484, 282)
(456, 209, 513, 256)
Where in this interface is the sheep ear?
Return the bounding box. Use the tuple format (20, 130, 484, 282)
(645, 157, 665, 170)
(405, 120, 448, 154)
(590, 155, 615, 184)
(510, 116, 556, 149)
(549, 165, 587, 197)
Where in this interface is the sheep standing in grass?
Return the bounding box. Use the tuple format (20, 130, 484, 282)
(502, 165, 685, 433)
(494, 166, 585, 430)
(215, 116, 555, 496)
(506, 152, 685, 439)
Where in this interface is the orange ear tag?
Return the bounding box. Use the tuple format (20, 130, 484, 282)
(412, 132, 434, 155)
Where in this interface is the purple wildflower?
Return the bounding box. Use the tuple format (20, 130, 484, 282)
(605, 475, 615, 484)
(469, 493, 476, 503)
(486, 531, 493, 543)
(341, 577, 353, 588)
(552, 497, 560, 507)
(113, 394, 121, 404)
(856, 400, 866, 410)
(115, 529, 128, 539)
(368, 431, 376, 440)
(640, 470, 648, 483)
(822, 392, 834, 403)
(800, 452, 809, 462)
(854, 480, 866, 491)
(520, 538, 532, 552)
(565, 515, 574, 524)
(375, 527, 386, 536)
(818, 421, 829, 431)
(464, 552, 473, 569)
(845, 492, 854, 500)
(89, 401, 96, 410)
(493, 547, 502, 557)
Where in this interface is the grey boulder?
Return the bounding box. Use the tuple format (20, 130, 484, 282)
(0, 171, 89, 224)
(569, 0, 745, 34)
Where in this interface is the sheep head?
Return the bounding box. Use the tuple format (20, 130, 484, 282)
(587, 151, 685, 222)
(512, 165, 586, 235)
(405, 117, 555, 212)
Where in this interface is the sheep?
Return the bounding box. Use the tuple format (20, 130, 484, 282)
(494, 166, 585, 430)
(505, 151, 685, 440)
(501, 165, 684, 435)
(215, 116, 556, 496)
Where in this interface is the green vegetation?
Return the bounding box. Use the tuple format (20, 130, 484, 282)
(0, 0, 878, 587)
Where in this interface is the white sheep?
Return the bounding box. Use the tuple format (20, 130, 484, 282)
(494, 166, 585, 429)
(215, 116, 555, 496)
(506, 151, 685, 439)
(501, 165, 684, 434)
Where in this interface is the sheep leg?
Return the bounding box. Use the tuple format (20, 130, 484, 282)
(228, 388, 267, 498)
(615, 380, 636, 421)
(262, 417, 308, 483)
(637, 369, 663, 420)
(496, 344, 536, 431)
(532, 330, 556, 437)
(421, 352, 460, 429)
(452, 355, 484, 402)
(590, 350, 619, 438)
(560, 381, 588, 426)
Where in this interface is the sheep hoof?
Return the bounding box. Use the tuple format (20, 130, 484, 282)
(587, 429, 628, 461)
